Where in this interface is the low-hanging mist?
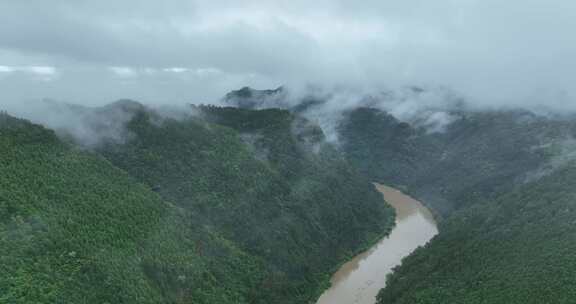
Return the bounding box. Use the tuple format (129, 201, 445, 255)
(1, 0, 575, 108)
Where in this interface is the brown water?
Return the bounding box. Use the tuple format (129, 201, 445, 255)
(315, 184, 438, 304)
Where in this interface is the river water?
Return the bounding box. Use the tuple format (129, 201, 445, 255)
(315, 184, 438, 304)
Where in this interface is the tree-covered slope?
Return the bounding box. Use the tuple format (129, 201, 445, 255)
(339, 107, 575, 216)
(378, 163, 576, 304)
(0, 112, 272, 304)
(335, 107, 576, 303)
(95, 104, 394, 303)
(224, 87, 573, 216)
(222, 87, 576, 302)
(0, 105, 394, 303)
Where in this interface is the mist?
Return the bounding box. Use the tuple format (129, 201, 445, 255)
(1, 98, 199, 147)
(0, 0, 575, 112)
(2, 0, 576, 147)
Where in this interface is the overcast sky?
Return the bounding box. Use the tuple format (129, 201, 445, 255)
(0, 0, 575, 108)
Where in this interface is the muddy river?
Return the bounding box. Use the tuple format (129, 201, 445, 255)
(315, 183, 438, 304)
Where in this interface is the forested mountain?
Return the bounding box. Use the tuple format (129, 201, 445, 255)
(226, 87, 576, 213)
(226, 87, 576, 303)
(0, 112, 268, 304)
(0, 104, 393, 303)
(338, 107, 576, 303)
(223, 87, 288, 110)
(4, 86, 576, 304)
(96, 103, 394, 302)
(339, 107, 576, 216)
(341, 109, 576, 304)
(378, 163, 576, 304)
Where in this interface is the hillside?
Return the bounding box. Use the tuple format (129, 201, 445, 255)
(96, 104, 394, 302)
(339, 107, 575, 216)
(225, 88, 575, 216)
(0, 112, 270, 304)
(225, 87, 576, 302)
(0, 103, 394, 303)
(378, 163, 576, 304)
(7, 88, 576, 304)
(334, 107, 576, 303)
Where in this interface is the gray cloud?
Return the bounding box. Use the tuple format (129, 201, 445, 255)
(0, 0, 575, 108)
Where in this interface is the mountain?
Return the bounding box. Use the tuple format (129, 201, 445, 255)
(334, 106, 576, 303)
(337, 106, 576, 303)
(0, 112, 267, 304)
(339, 107, 576, 216)
(378, 163, 576, 304)
(0, 104, 394, 303)
(223, 86, 331, 114)
(223, 87, 288, 110)
(227, 87, 576, 215)
(6, 85, 576, 303)
(224, 87, 576, 303)
(95, 103, 395, 302)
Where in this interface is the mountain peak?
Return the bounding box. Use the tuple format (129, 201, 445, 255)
(103, 99, 146, 113)
(224, 86, 286, 109)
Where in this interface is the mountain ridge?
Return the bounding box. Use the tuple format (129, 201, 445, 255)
(0, 103, 394, 303)
(223, 86, 576, 303)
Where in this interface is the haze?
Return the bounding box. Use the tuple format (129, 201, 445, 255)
(0, 0, 575, 109)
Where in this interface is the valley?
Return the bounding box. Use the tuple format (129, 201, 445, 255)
(227, 87, 576, 303)
(3, 91, 576, 304)
(0, 106, 394, 304)
(3, 2, 576, 303)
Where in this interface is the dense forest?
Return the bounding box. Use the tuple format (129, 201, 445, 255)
(336, 107, 576, 303)
(5, 88, 576, 304)
(96, 103, 394, 302)
(339, 107, 576, 216)
(3, 0, 575, 301)
(226, 88, 576, 303)
(226, 87, 576, 215)
(0, 103, 394, 303)
(378, 163, 576, 304)
(0, 112, 269, 303)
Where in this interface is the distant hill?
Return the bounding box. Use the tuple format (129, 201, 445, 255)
(223, 87, 288, 110)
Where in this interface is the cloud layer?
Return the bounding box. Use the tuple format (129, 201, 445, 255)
(1, 0, 575, 108)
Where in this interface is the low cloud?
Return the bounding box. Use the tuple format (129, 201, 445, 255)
(0, 65, 58, 81)
(0, 0, 574, 109)
(224, 85, 467, 142)
(2, 99, 198, 148)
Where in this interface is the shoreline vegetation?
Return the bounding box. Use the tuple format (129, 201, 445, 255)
(312, 196, 396, 302)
